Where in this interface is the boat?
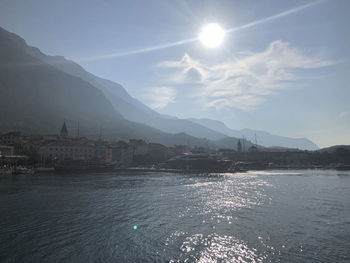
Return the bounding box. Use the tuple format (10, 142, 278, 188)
(13, 167, 34, 175)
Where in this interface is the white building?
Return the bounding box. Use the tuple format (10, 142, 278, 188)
(39, 142, 95, 161)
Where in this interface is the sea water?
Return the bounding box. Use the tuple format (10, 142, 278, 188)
(0, 170, 349, 262)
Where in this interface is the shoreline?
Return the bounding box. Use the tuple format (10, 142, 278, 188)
(115, 166, 350, 173)
(2, 165, 349, 176)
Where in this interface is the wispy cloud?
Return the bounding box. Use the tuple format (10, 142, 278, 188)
(145, 86, 176, 109)
(157, 40, 335, 111)
(337, 111, 350, 119)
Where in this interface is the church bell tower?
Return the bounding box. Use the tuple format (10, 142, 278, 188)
(60, 121, 68, 138)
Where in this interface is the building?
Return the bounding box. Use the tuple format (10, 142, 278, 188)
(248, 145, 259, 153)
(95, 144, 113, 163)
(21, 139, 41, 155)
(109, 141, 133, 165)
(237, 140, 242, 153)
(0, 132, 22, 146)
(129, 139, 149, 155)
(38, 122, 94, 161)
(37, 122, 117, 163)
(60, 121, 68, 138)
(0, 145, 15, 157)
(39, 140, 95, 161)
(148, 143, 168, 162)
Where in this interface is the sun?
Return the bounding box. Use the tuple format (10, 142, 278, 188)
(199, 23, 225, 48)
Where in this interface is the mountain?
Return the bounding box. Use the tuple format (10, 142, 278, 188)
(189, 118, 319, 151)
(0, 27, 118, 133)
(23, 43, 227, 141)
(317, 145, 350, 153)
(0, 26, 219, 147)
(1, 26, 314, 151)
(214, 137, 254, 151)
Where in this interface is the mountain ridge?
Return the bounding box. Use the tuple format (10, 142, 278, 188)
(22, 44, 228, 141)
(0, 26, 222, 148)
(189, 118, 319, 150)
(0, 26, 319, 151)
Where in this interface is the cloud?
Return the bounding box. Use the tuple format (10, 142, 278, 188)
(145, 86, 176, 109)
(337, 111, 350, 119)
(157, 40, 335, 111)
(158, 54, 208, 84)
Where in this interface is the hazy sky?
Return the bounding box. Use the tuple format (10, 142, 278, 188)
(0, 0, 349, 147)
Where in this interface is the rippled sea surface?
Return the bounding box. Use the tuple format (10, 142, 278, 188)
(1, 170, 349, 262)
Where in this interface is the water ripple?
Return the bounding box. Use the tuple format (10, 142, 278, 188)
(0, 170, 349, 262)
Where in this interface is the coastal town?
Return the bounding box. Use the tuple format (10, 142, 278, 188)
(0, 121, 185, 174)
(1, 122, 349, 175)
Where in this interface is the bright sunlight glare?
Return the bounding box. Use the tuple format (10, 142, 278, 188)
(199, 23, 225, 48)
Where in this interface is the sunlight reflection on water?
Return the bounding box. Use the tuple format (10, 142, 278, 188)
(168, 233, 266, 263)
(186, 174, 271, 216)
(166, 173, 273, 262)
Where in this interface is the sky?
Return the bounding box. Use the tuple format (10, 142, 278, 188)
(0, 0, 349, 147)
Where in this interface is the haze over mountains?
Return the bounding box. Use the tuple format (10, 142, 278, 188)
(0, 26, 213, 147)
(189, 118, 319, 150)
(0, 26, 318, 150)
(23, 45, 228, 141)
